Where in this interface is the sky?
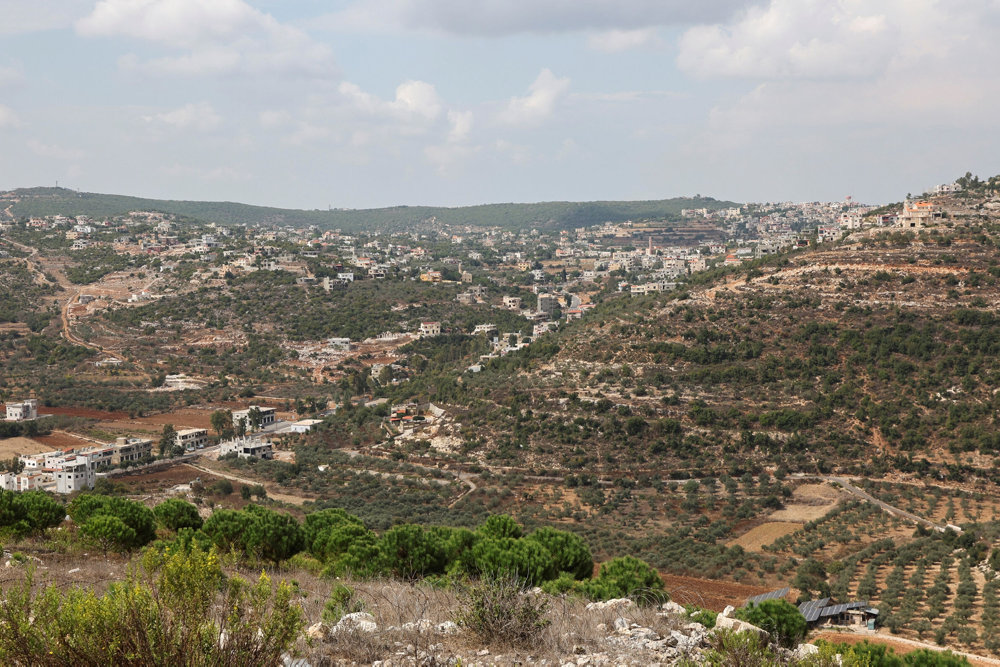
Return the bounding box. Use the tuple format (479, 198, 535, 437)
(1, 0, 999, 209)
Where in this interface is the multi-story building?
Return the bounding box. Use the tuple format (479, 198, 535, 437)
(112, 437, 154, 465)
(231, 406, 277, 432)
(54, 457, 96, 494)
(219, 436, 274, 460)
(175, 428, 209, 450)
(5, 399, 38, 421)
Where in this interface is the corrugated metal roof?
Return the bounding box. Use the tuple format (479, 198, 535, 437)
(744, 587, 790, 606)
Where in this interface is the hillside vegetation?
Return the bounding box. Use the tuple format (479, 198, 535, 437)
(4, 187, 736, 231)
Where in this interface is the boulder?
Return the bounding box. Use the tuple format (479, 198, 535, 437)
(435, 620, 459, 635)
(586, 598, 634, 612)
(334, 612, 377, 633)
(795, 643, 820, 659)
(305, 622, 329, 641)
(661, 601, 687, 615)
(714, 614, 768, 637)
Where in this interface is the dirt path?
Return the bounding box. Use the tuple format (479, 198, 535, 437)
(183, 462, 313, 506)
(793, 474, 948, 531)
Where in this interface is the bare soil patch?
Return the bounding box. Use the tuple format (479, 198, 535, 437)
(34, 431, 94, 449)
(768, 483, 844, 521)
(728, 521, 801, 552)
(660, 573, 774, 612)
(0, 436, 52, 458)
(43, 406, 128, 420)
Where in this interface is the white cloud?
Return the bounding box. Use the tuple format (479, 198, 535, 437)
(0, 1, 91, 35)
(339, 80, 444, 122)
(587, 28, 660, 53)
(325, 0, 755, 36)
(498, 69, 570, 125)
(677, 0, 952, 80)
(76, 0, 336, 78)
(392, 81, 444, 120)
(143, 102, 222, 132)
(447, 110, 473, 143)
(0, 105, 21, 128)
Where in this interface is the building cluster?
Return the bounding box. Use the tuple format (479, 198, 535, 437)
(1, 437, 153, 494)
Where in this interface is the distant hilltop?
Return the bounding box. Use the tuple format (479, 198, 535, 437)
(0, 186, 738, 232)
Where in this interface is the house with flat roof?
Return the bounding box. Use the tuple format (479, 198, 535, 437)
(5, 399, 38, 421)
(219, 437, 274, 460)
(175, 428, 208, 450)
(231, 406, 277, 432)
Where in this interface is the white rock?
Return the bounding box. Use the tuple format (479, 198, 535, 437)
(661, 601, 687, 615)
(305, 622, 329, 641)
(435, 621, 459, 635)
(586, 598, 634, 612)
(795, 643, 820, 658)
(721, 605, 735, 617)
(335, 612, 377, 633)
(714, 614, 768, 637)
(401, 619, 434, 633)
(68, 568, 81, 574)
(613, 617, 631, 634)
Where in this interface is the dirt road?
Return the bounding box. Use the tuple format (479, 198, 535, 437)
(793, 474, 948, 532)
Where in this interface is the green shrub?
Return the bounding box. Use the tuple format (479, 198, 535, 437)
(154, 498, 203, 532)
(702, 628, 781, 666)
(0, 546, 303, 665)
(321, 583, 364, 624)
(202, 505, 304, 563)
(68, 494, 156, 550)
(477, 514, 523, 540)
(734, 599, 807, 648)
(455, 575, 550, 648)
(525, 527, 593, 580)
(579, 556, 668, 604)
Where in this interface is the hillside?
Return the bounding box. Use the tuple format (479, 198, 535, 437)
(1, 187, 738, 232)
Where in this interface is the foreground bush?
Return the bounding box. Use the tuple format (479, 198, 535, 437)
(733, 599, 807, 648)
(0, 490, 64, 537)
(811, 640, 971, 666)
(578, 555, 670, 603)
(68, 494, 156, 551)
(0, 545, 304, 665)
(455, 575, 551, 648)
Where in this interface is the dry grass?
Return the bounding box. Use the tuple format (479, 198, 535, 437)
(728, 522, 802, 551)
(0, 546, 687, 665)
(0, 436, 52, 458)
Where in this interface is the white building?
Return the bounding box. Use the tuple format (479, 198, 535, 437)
(5, 399, 38, 421)
(219, 436, 274, 460)
(231, 406, 277, 431)
(55, 457, 96, 494)
(0, 471, 47, 491)
(419, 321, 441, 337)
(175, 428, 209, 450)
(287, 419, 322, 434)
(113, 437, 153, 465)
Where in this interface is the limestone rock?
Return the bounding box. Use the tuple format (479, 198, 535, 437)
(334, 612, 377, 633)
